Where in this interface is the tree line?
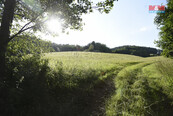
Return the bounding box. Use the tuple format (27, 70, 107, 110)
(52, 41, 162, 57)
(9, 36, 162, 57)
(112, 45, 162, 57)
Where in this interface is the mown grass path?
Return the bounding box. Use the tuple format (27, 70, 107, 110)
(106, 61, 173, 116)
(44, 52, 173, 116)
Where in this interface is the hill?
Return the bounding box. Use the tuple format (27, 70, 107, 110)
(112, 45, 162, 57)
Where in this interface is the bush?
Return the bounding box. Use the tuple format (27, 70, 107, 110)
(0, 54, 54, 116)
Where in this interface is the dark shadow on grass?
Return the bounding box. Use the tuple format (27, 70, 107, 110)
(51, 74, 116, 116)
(0, 55, 117, 116)
(87, 77, 116, 116)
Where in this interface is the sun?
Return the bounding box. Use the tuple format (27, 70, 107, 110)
(46, 18, 62, 33)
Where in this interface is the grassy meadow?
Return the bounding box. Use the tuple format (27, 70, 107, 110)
(42, 52, 173, 116)
(43, 52, 157, 70)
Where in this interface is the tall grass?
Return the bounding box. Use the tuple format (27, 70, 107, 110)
(155, 59, 173, 98)
(2, 51, 173, 116)
(106, 63, 153, 116)
(106, 61, 173, 116)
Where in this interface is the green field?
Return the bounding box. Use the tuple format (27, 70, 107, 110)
(43, 52, 164, 70)
(43, 52, 173, 116)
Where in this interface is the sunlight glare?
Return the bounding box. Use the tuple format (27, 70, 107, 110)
(46, 18, 62, 33)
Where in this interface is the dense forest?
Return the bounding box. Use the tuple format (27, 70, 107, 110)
(112, 45, 162, 57)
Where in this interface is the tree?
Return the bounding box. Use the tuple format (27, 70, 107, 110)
(154, 0, 173, 57)
(88, 44, 94, 51)
(85, 41, 112, 53)
(0, 0, 118, 78)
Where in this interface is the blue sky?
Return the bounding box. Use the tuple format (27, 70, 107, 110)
(40, 0, 167, 48)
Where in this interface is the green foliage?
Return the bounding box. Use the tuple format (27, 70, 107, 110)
(84, 41, 112, 53)
(154, 0, 173, 57)
(1, 54, 52, 116)
(112, 45, 161, 57)
(88, 44, 94, 51)
(52, 43, 83, 52)
(6, 33, 54, 57)
(0, 0, 117, 37)
(51, 41, 112, 53)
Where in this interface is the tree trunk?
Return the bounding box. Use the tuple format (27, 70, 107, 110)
(0, 0, 16, 79)
(0, 44, 6, 80)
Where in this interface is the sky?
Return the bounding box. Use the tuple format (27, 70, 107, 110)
(39, 0, 167, 48)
